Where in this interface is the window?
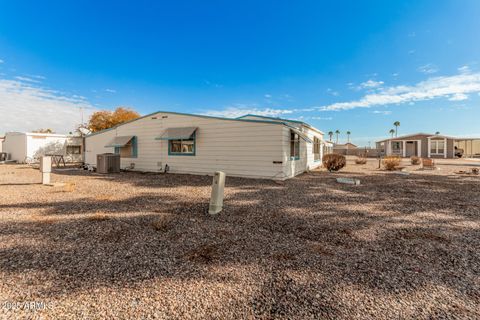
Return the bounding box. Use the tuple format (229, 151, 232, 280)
(169, 133, 195, 155)
(313, 137, 321, 161)
(392, 141, 402, 154)
(322, 144, 331, 156)
(114, 136, 138, 158)
(430, 140, 445, 155)
(66, 145, 81, 155)
(392, 141, 401, 150)
(290, 130, 300, 160)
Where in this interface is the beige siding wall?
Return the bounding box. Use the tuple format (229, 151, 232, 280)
(281, 126, 324, 179)
(85, 129, 116, 164)
(85, 113, 288, 179)
(305, 127, 324, 170)
(238, 115, 326, 177)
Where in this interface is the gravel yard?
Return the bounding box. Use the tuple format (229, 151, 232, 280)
(1, 158, 479, 319)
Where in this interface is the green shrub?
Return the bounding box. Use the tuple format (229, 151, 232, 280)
(322, 153, 346, 172)
(383, 156, 401, 171)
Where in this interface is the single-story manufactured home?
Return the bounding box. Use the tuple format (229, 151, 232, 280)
(84, 111, 332, 180)
(2, 132, 83, 163)
(376, 133, 480, 159)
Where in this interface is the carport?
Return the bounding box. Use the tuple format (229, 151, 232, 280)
(455, 138, 480, 158)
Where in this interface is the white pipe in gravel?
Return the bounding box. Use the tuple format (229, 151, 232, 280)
(209, 171, 225, 214)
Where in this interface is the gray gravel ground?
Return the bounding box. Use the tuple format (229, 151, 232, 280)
(0, 158, 479, 319)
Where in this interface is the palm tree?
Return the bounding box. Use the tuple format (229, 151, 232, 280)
(389, 129, 395, 138)
(435, 131, 440, 135)
(335, 130, 340, 144)
(328, 131, 333, 142)
(346, 131, 351, 143)
(393, 121, 400, 137)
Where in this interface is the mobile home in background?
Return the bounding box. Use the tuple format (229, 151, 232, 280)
(2, 132, 83, 163)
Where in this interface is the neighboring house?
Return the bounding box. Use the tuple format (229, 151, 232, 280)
(376, 133, 458, 158)
(333, 142, 358, 155)
(2, 132, 83, 163)
(84, 111, 332, 180)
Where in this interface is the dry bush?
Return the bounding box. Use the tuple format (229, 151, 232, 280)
(472, 168, 479, 175)
(88, 212, 109, 221)
(151, 214, 175, 231)
(322, 153, 346, 172)
(383, 156, 401, 171)
(355, 156, 367, 165)
(410, 156, 421, 165)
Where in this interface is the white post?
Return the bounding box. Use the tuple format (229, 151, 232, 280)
(427, 138, 431, 158)
(402, 141, 406, 157)
(40, 156, 52, 185)
(444, 138, 447, 158)
(209, 171, 226, 215)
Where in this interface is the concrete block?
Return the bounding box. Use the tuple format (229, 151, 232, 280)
(336, 177, 361, 185)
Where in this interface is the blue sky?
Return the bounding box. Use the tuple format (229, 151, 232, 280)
(1, 0, 479, 145)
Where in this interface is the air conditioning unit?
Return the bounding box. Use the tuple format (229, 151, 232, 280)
(96, 153, 120, 174)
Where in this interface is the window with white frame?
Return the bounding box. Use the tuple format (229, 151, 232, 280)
(290, 130, 300, 160)
(430, 140, 445, 155)
(392, 141, 402, 154)
(313, 137, 321, 161)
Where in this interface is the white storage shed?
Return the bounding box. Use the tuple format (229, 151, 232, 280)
(2, 132, 83, 163)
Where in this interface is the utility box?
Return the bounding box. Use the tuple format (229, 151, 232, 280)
(96, 153, 120, 174)
(40, 156, 52, 184)
(209, 171, 226, 214)
(40, 156, 52, 173)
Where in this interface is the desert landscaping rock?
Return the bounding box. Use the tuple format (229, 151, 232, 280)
(0, 158, 479, 319)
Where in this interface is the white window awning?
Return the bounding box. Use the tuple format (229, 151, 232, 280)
(155, 127, 197, 140)
(291, 128, 313, 143)
(105, 136, 134, 147)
